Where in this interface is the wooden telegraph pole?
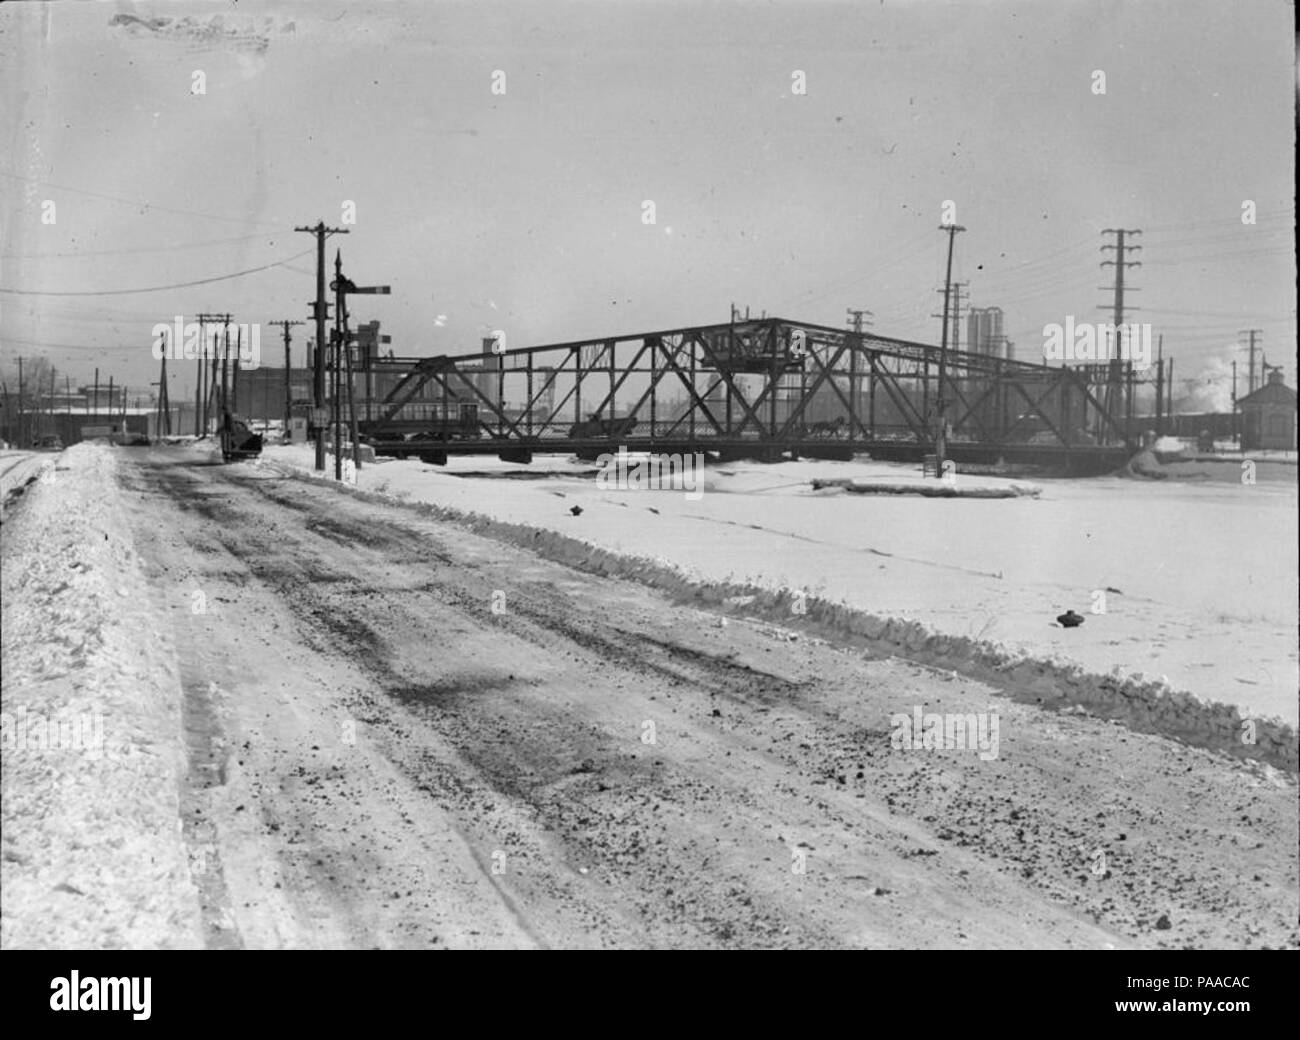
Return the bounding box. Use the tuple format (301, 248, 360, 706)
(295, 222, 349, 472)
(934, 223, 966, 476)
(154, 333, 172, 438)
(330, 251, 390, 478)
(271, 319, 304, 438)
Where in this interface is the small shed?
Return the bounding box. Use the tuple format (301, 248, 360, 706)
(1237, 370, 1297, 451)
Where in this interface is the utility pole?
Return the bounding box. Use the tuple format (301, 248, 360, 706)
(931, 282, 968, 436)
(17, 356, 24, 448)
(1100, 228, 1142, 440)
(333, 250, 346, 480)
(934, 223, 965, 475)
(48, 366, 57, 441)
(213, 314, 231, 435)
(197, 313, 229, 437)
(846, 310, 874, 438)
(330, 255, 390, 476)
(232, 326, 242, 415)
(206, 340, 218, 434)
(1166, 358, 1174, 430)
(933, 284, 968, 350)
(271, 320, 305, 438)
(1231, 359, 1238, 445)
(194, 340, 203, 437)
(1154, 335, 1164, 437)
(846, 308, 874, 334)
(951, 283, 967, 352)
(296, 221, 350, 471)
(198, 322, 207, 437)
(195, 313, 221, 437)
(331, 252, 360, 477)
(220, 321, 230, 457)
(343, 317, 361, 472)
(206, 325, 220, 435)
(847, 310, 878, 436)
(154, 334, 171, 438)
(1240, 329, 1262, 394)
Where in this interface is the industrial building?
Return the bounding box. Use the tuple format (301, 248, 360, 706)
(1237, 369, 1297, 451)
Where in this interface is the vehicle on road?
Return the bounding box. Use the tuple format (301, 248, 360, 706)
(221, 414, 263, 461)
(569, 416, 638, 439)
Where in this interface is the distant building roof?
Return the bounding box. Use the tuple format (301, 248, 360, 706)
(1238, 370, 1296, 407)
(7, 405, 155, 416)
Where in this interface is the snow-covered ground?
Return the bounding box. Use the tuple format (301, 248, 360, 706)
(4, 441, 1294, 949)
(1156, 436, 1298, 462)
(260, 443, 1298, 728)
(1, 443, 202, 948)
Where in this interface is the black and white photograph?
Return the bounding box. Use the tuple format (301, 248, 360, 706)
(1, 0, 1296, 982)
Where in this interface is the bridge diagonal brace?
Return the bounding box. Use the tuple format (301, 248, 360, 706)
(939, 375, 982, 437)
(374, 356, 447, 425)
(655, 341, 727, 436)
(611, 339, 681, 441)
(1002, 375, 1070, 446)
(432, 367, 517, 438)
(498, 352, 571, 440)
(572, 342, 649, 429)
(951, 379, 1000, 439)
(690, 332, 772, 438)
(658, 376, 726, 439)
(525, 347, 590, 438)
(1073, 372, 1134, 449)
(867, 351, 929, 440)
(776, 341, 850, 439)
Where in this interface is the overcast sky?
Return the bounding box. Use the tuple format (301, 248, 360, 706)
(1, 0, 1294, 404)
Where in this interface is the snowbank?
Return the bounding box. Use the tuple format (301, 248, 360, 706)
(810, 476, 1040, 498)
(1, 443, 203, 948)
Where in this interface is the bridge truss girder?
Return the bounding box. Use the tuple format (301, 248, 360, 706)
(361, 316, 1147, 452)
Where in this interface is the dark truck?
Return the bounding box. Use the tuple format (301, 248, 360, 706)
(221, 413, 263, 461)
(568, 416, 638, 439)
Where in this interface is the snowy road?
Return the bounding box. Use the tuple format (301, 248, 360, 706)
(7, 444, 1293, 949)
(0, 451, 55, 521)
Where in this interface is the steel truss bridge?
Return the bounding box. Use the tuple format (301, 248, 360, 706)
(357, 316, 1150, 474)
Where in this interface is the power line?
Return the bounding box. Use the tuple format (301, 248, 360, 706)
(0, 248, 314, 296)
(0, 169, 285, 230)
(2, 231, 283, 261)
(0, 335, 140, 351)
(1141, 208, 1295, 233)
